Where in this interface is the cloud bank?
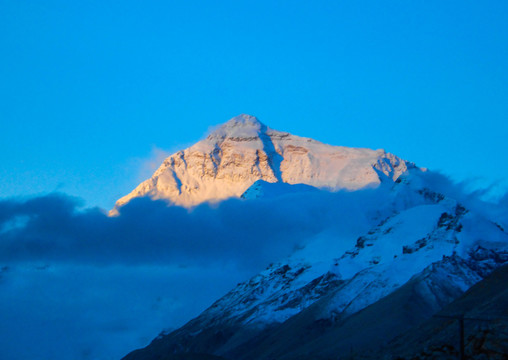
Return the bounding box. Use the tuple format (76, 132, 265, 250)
(0, 172, 506, 360)
(0, 186, 394, 268)
(0, 186, 392, 360)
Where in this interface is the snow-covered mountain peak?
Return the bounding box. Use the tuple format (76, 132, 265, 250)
(210, 114, 265, 138)
(202, 114, 291, 150)
(112, 115, 417, 213)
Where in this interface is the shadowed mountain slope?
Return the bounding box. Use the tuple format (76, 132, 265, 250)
(382, 263, 508, 360)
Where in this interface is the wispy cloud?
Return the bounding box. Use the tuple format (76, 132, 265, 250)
(137, 146, 172, 180)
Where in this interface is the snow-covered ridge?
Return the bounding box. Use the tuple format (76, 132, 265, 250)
(122, 177, 508, 359)
(183, 186, 507, 330)
(112, 114, 416, 214)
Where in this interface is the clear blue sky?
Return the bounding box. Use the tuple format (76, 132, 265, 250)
(1, 1, 507, 209)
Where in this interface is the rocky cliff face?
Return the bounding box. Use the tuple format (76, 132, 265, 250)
(112, 114, 414, 213)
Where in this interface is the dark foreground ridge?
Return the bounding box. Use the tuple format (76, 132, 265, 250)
(383, 263, 508, 360)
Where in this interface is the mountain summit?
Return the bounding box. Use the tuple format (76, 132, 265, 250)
(208, 114, 266, 139)
(112, 114, 415, 213)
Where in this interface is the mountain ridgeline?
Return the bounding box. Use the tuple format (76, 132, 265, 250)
(118, 115, 508, 360)
(112, 114, 412, 213)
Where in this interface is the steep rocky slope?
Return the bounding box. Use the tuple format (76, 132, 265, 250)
(223, 255, 499, 360)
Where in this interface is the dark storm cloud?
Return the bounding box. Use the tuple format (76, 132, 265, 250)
(0, 186, 392, 269)
(1, 172, 505, 269)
